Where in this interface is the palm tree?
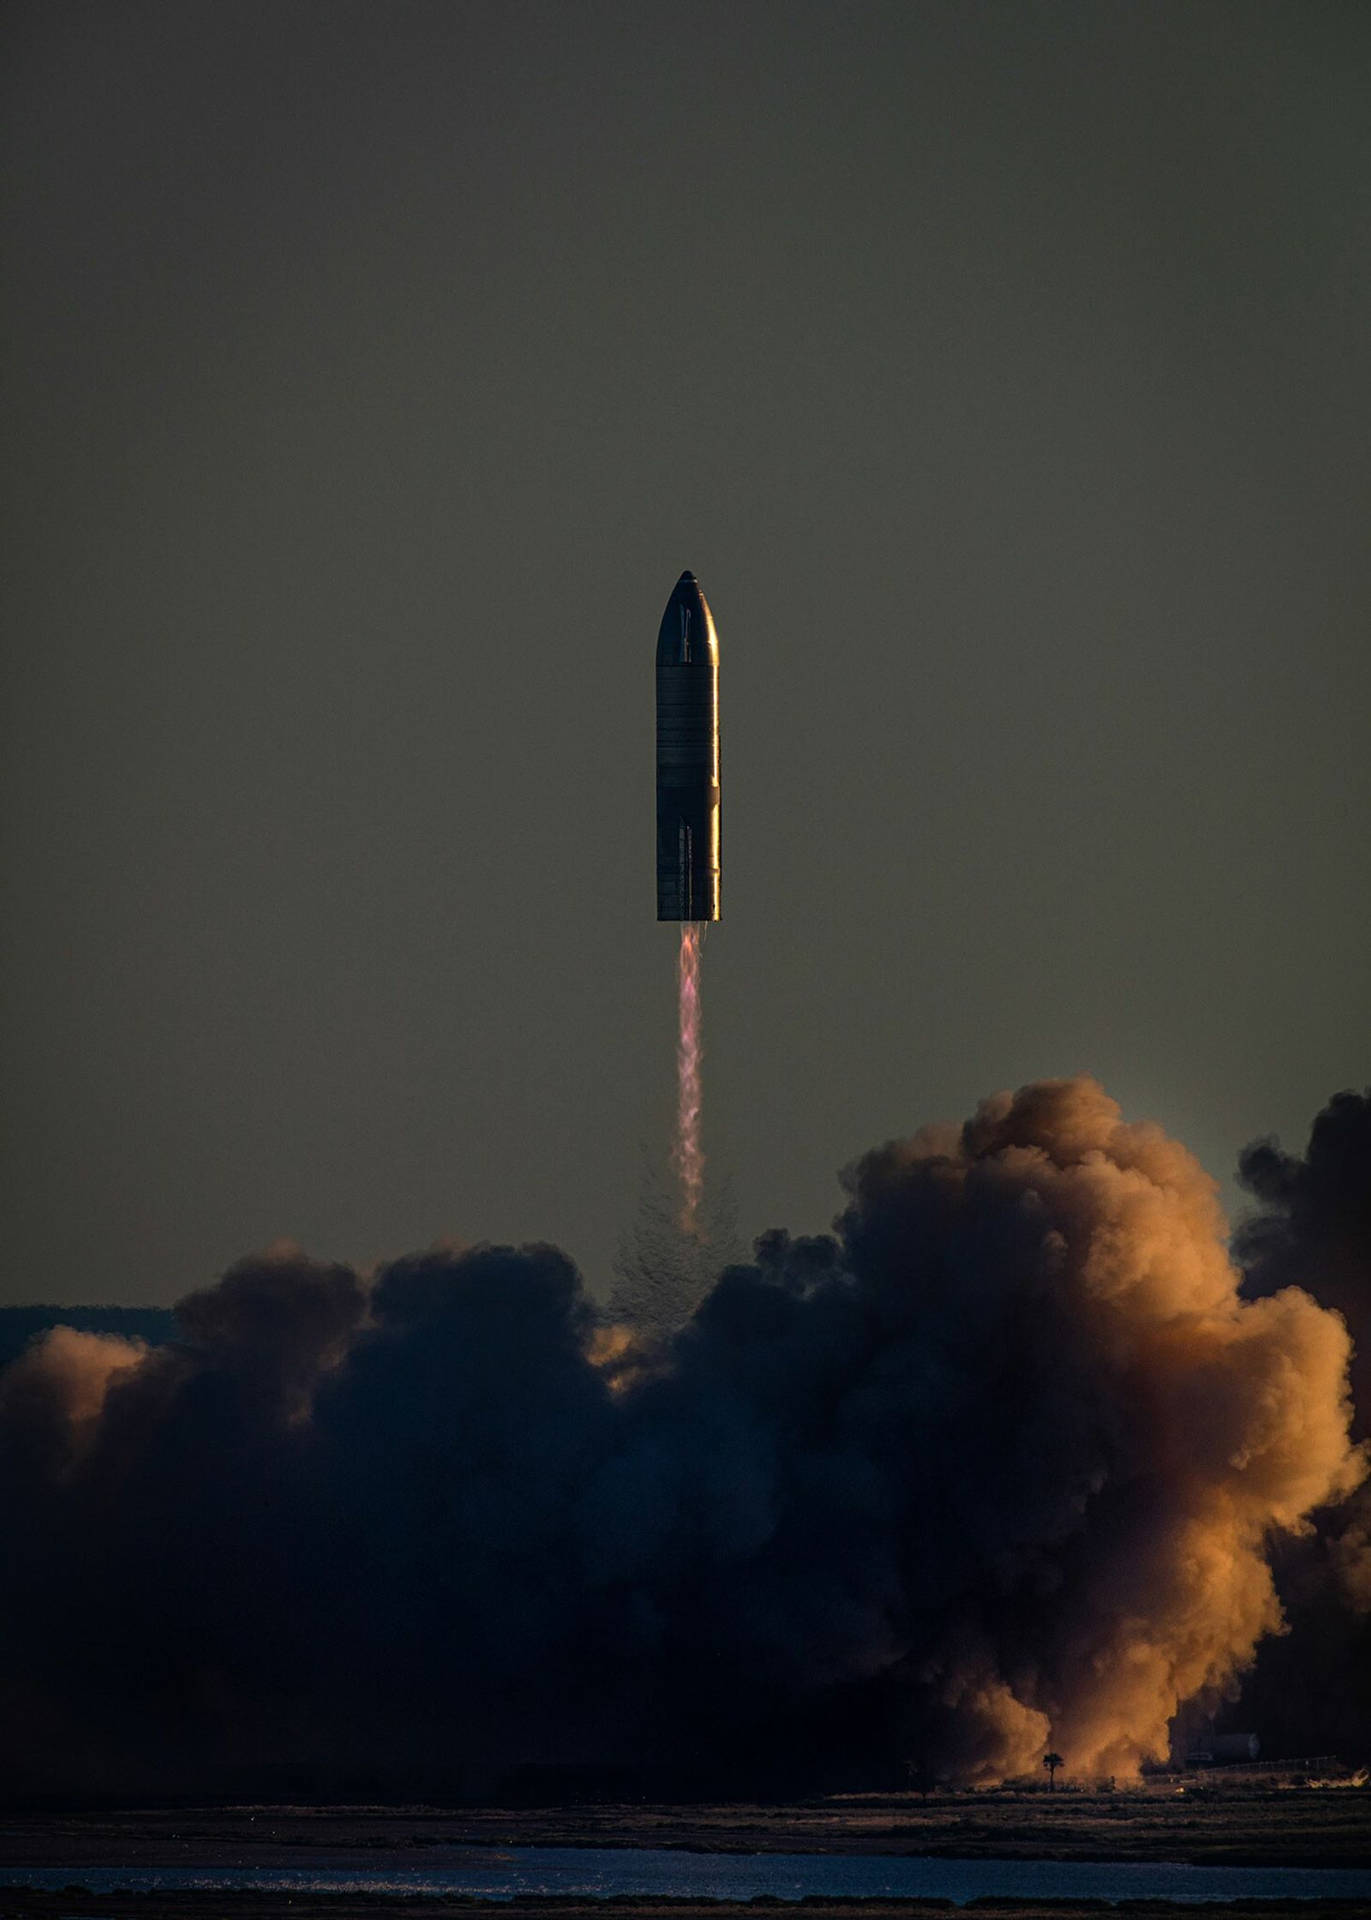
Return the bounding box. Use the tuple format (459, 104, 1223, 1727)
(1043, 1751, 1064, 1791)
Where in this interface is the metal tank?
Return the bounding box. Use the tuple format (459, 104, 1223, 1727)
(656, 570, 721, 921)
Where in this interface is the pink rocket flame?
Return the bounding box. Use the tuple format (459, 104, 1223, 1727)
(674, 922, 706, 1235)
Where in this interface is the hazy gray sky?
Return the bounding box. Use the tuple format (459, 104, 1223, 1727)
(3, 1, 1367, 1306)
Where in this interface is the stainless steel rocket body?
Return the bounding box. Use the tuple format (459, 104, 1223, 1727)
(656, 570, 721, 922)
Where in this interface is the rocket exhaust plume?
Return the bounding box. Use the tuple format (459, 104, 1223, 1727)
(674, 922, 706, 1234)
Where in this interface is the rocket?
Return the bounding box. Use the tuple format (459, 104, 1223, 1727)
(656, 570, 721, 921)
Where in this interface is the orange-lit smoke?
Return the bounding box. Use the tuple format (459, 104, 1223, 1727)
(834, 1076, 1365, 1781)
(673, 921, 706, 1234)
(0, 1078, 1361, 1799)
(0, 1326, 146, 1476)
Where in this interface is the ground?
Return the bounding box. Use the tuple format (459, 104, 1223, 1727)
(0, 1786, 1366, 1919)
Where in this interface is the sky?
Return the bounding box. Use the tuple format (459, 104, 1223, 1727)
(2, 0, 1368, 1308)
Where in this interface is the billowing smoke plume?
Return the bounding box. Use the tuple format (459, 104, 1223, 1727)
(1224, 1089, 1371, 1756)
(1237, 1089, 1371, 1443)
(0, 1078, 1359, 1798)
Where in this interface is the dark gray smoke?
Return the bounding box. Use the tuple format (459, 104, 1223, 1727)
(1226, 1089, 1371, 1758)
(0, 1079, 1358, 1799)
(1237, 1088, 1371, 1446)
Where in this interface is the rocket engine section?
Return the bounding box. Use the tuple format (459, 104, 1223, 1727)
(656, 570, 721, 922)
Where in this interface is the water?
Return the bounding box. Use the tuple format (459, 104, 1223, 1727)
(2, 1845, 1369, 1905)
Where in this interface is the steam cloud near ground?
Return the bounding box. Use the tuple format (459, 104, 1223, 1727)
(0, 1077, 1362, 1798)
(1228, 1087, 1371, 1757)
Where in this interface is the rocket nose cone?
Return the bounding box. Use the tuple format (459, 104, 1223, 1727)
(657, 569, 718, 664)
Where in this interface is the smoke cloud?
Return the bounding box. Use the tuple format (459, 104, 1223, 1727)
(0, 1077, 1359, 1799)
(1223, 1089, 1371, 1755)
(1237, 1089, 1371, 1442)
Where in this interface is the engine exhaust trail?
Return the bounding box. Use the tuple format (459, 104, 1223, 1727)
(674, 922, 706, 1234)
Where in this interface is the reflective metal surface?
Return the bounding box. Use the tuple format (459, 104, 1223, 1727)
(656, 570, 721, 921)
